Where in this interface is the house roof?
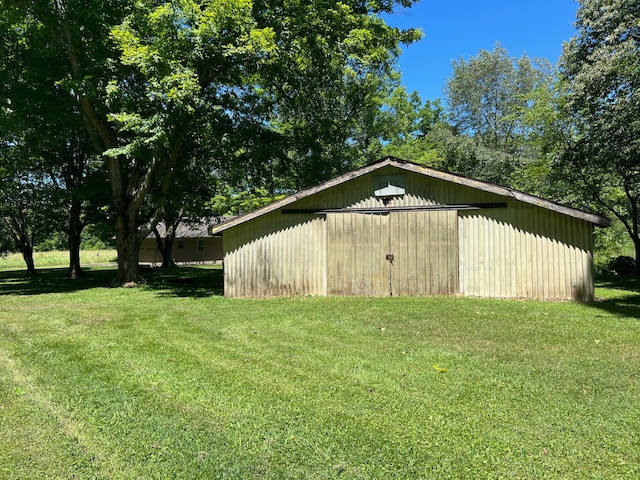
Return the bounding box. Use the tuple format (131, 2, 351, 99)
(151, 217, 229, 239)
(210, 157, 611, 234)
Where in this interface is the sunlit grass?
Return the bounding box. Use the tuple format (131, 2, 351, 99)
(0, 250, 117, 270)
(0, 267, 639, 478)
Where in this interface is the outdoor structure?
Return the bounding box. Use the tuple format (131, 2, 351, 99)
(139, 219, 224, 266)
(210, 157, 610, 301)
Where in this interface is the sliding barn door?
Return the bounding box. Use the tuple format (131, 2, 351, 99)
(326, 210, 458, 296)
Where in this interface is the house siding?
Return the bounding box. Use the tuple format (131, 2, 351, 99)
(139, 237, 223, 265)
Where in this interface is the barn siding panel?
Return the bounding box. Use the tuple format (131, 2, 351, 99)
(326, 210, 458, 297)
(326, 213, 388, 296)
(223, 212, 325, 297)
(458, 207, 594, 301)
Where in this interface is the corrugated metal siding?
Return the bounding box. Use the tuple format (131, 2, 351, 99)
(222, 165, 596, 300)
(459, 207, 594, 301)
(223, 212, 325, 297)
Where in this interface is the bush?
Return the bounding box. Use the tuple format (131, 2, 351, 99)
(35, 232, 67, 252)
(605, 255, 636, 276)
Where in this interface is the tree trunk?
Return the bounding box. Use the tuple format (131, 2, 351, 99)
(67, 199, 84, 279)
(16, 235, 36, 275)
(161, 234, 176, 268)
(113, 214, 143, 285)
(21, 244, 36, 276)
(153, 222, 178, 268)
(635, 237, 640, 277)
(6, 218, 36, 275)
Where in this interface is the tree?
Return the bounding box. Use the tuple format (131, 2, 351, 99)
(560, 0, 640, 275)
(150, 155, 220, 268)
(440, 44, 557, 187)
(445, 44, 552, 152)
(380, 93, 445, 166)
(0, 152, 60, 275)
(0, 4, 106, 278)
(5, 0, 420, 284)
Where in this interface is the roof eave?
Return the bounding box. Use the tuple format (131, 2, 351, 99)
(209, 157, 611, 233)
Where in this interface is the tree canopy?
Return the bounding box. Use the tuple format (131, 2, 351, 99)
(1, 0, 420, 282)
(445, 44, 551, 153)
(560, 0, 640, 274)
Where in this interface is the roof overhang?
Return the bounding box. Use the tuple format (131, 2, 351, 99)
(210, 157, 611, 234)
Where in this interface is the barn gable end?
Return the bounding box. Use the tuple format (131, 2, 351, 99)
(212, 158, 609, 301)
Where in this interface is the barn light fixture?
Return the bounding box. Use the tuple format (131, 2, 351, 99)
(374, 175, 405, 198)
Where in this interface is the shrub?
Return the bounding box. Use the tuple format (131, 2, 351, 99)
(605, 255, 636, 276)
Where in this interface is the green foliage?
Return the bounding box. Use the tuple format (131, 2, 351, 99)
(559, 0, 640, 273)
(251, 1, 423, 188)
(445, 44, 552, 153)
(0, 268, 639, 478)
(34, 233, 68, 253)
(208, 187, 286, 216)
(603, 255, 637, 276)
(430, 44, 568, 190)
(0, 0, 112, 276)
(80, 224, 116, 251)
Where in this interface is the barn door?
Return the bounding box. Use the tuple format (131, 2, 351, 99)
(326, 213, 389, 296)
(389, 210, 458, 296)
(326, 210, 458, 296)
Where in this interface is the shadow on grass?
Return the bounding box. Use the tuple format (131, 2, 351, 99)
(143, 266, 224, 298)
(0, 266, 224, 298)
(591, 275, 640, 319)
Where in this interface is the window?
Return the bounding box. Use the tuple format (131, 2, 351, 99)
(198, 239, 204, 253)
(178, 240, 184, 249)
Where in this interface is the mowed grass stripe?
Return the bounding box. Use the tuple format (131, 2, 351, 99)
(0, 348, 135, 478)
(0, 267, 639, 478)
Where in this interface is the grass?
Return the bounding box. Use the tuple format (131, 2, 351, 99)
(0, 250, 117, 271)
(0, 266, 639, 479)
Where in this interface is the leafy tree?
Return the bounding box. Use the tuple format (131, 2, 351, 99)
(149, 156, 220, 268)
(381, 94, 445, 166)
(4, 0, 420, 284)
(439, 44, 557, 187)
(0, 5, 108, 278)
(0, 152, 60, 275)
(560, 0, 640, 274)
(231, 1, 423, 189)
(446, 44, 550, 152)
(208, 184, 286, 217)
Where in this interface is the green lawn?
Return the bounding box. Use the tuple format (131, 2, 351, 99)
(0, 267, 639, 479)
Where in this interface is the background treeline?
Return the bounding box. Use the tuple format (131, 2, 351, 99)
(1, 0, 638, 278)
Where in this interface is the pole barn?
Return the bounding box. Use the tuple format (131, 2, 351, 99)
(210, 157, 610, 301)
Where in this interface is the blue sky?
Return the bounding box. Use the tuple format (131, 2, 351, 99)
(382, 0, 579, 102)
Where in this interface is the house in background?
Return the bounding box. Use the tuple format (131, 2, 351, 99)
(139, 219, 224, 266)
(210, 157, 610, 301)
